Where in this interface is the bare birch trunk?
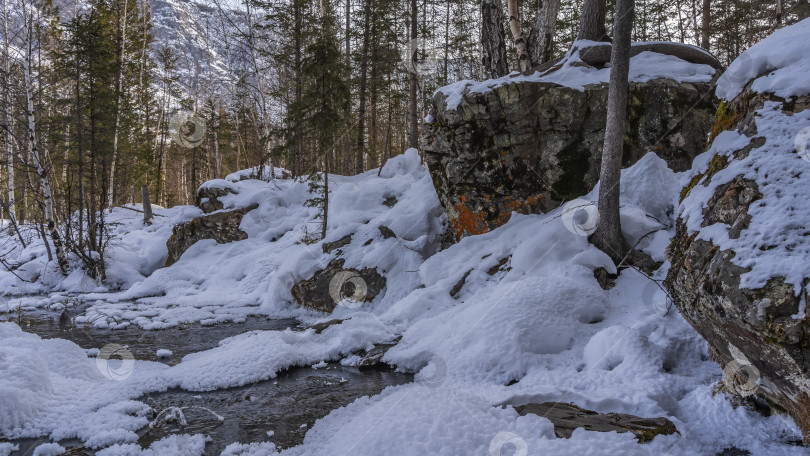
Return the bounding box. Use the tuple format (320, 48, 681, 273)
(507, 0, 531, 71)
(23, 13, 68, 274)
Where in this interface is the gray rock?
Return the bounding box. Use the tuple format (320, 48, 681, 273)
(196, 185, 236, 214)
(165, 204, 257, 266)
(514, 402, 678, 442)
(291, 259, 386, 313)
(423, 78, 716, 241)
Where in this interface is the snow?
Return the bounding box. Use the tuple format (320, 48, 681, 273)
(31, 443, 65, 456)
(156, 349, 173, 358)
(1, 150, 804, 454)
(95, 434, 207, 456)
(437, 43, 716, 110)
(680, 101, 810, 291)
(716, 18, 810, 100)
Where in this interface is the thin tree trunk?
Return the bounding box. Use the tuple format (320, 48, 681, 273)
(109, 0, 129, 209)
(141, 185, 152, 224)
(577, 0, 607, 41)
(506, 0, 530, 71)
(356, 0, 371, 173)
(528, 0, 561, 66)
(481, 0, 509, 78)
(2, 0, 14, 221)
(700, 0, 710, 49)
(590, 0, 634, 262)
(24, 15, 67, 274)
(408, 0, 418, 150)
(344, 0, 351, 171)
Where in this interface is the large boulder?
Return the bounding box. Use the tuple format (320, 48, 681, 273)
(666, 56, 810, 442)
(165, 204, 257, 266)
(291, 259, 386, 313)
(423, 73, 716, 241)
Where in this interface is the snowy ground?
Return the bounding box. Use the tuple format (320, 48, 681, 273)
(1, 150, 805, 455)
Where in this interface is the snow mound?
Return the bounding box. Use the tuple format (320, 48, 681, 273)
(717, 18, 810, 100)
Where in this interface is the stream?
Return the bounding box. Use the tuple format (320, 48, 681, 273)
(3, 306, 412, 455)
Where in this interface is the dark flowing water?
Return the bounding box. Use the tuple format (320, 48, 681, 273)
(3, 308, 412, 455)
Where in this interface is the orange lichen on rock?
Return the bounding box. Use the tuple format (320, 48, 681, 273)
(451, 196, 491, 238)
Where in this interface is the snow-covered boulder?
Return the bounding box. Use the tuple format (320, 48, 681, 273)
(666, 19, 810, 443)
(165, 204, 258, 266)
(423, 46, 718, 241)
(196, 179, 238, 213)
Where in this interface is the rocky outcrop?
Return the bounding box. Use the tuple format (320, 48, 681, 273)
(423, 78, 716, 240)
(196, 183, 236, 213)
(165, 204, 257, 266)
(291, 259, 386, 313)
(514, 402, 677, 442)
(666, 89, 810, 442)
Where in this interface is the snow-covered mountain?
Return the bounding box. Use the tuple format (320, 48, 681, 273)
(149, 0, 249, 99)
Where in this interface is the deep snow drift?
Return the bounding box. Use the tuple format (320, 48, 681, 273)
(1, 149, 805, 455)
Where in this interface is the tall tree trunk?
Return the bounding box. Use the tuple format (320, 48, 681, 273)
(24, 16, 68, 274)
(528, 0, 561, 65)
(700, 0, 710, 49)
(2, 0, 14, 221)
(481, 0, 509, 78)
(506, 0, 531, 71)
(408, 0, 418, 150)
(109, 0, 129, 209)
(590, 0, 634, 262)
(577, 0, 607, 41)
(356, 0, 371, 173)
(344, 0, 351, 172)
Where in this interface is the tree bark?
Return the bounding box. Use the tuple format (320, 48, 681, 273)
(357, 0, 371, 173)
(700, 0, 710, 50)
(408, 0, 418, 150)
(481, 0, 509, 78)
(2, 0, 14, 222)
(506, 0, 531, 72)
(528, 0, 561, 66)
(590, 0, 634, 263)
(577, 0, 607, 41)
(141, 185, 152, 224)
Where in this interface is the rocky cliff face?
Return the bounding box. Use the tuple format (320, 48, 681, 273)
(666, 88, 810, 442)
(422, 78, 716, 241)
